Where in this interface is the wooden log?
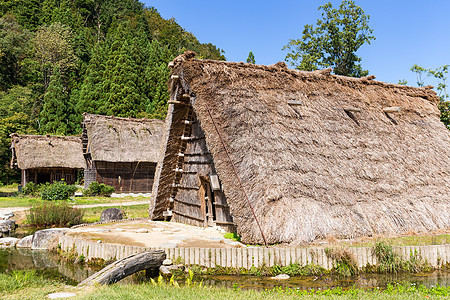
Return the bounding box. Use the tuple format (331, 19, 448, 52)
(287, 100, 304, 106)
(343, 107, 362, 113)
(78, 250, 166, 286)
(383, 106, 402, 113)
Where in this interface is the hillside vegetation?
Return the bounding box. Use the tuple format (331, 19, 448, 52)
(0, 0, 225, 184)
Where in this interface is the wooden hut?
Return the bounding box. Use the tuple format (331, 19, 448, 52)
(150, 51, 450, 245)
(82, 114, 164, 193)
(10, 133, 85, 186)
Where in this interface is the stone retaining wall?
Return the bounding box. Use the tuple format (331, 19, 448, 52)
(59, 236, 450, 269)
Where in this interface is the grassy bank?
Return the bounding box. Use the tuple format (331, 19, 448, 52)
(0, 270, 449, 300)
(81, 204, 149, 223)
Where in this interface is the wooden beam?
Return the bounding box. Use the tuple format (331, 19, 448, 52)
(168, 100, 187, 105)
(174, 198, 201, 207)
(287, 100, 304, 106)
(173, 210, 204, 222)
(171, 74, 179, 80)
(343, 107, 362, 113)
(172, 184, 199, 190)
(383, 106, 402, 113)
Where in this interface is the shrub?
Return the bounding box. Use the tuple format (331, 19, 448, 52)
(40, 181, 77, 200)
(22, 182, 38, 196)
(83, 182, 115, 197)
(26, 201, 84, 227)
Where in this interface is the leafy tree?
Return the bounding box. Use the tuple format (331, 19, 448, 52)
(283, 0, 375, 77)
(246, 51, 255, 64)
(410, 64, 449, 129)
(0, 14, 32, 91)
(39, 69, 78, 134)
(32, 22, 78, 87)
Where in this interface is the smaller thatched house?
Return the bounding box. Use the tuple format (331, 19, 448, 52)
(150, 51, 450, 245)
(82, 114, 165, 193)
(10, 133, 85, 186)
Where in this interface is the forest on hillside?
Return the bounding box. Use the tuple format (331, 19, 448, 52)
(0, 0, 225, 184)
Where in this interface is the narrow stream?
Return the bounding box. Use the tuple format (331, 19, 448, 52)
(0, 249, 448, 290)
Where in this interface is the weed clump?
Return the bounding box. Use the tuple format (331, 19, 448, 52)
(325, 248, 358, 276)
(372, 241, 431, 273)
(26, 201, 84, 227)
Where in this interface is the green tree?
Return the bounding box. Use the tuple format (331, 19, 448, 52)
(0, 14, 32, 91)
(39, 69, 78, 134)
(32, 22, 78, 87)
(283, 0, 375, 77)
(410, 64, 450, 129)
(246, 51, 255, 64)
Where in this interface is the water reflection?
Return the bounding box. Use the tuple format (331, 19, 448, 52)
(0, 249, 448, 290)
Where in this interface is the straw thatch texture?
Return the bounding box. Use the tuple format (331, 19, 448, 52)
(83, 114, 164, 163)
(154, 53, 450, 245)
(10, 133, 85, 170)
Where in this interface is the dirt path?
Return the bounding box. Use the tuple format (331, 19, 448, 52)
(0, 200, 149, 213)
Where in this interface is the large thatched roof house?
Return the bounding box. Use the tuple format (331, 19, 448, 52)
(150, 51, 450, 245)
(10, 133, 85, 186)
(82, 113, 164, 193)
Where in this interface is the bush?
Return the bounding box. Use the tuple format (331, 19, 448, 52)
(40, 181, 77, 200)
(26, 201, 84, 227)
(22, 182, 38, 196)
(83, 182, 115, 197)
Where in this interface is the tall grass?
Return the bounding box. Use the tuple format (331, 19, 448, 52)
(26, 201, 84, 227)
(372, 242, 431, 273)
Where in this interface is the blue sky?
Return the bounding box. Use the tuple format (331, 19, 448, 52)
(143, 0, 450, 86)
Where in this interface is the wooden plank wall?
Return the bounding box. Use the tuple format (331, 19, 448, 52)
(95, 161, 156, 193)
(60, 235, 450, 269)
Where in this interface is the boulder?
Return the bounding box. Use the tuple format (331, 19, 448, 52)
(31, 228, 69, 250)
(162, 259, 173, 266)
(0, 211, 14, 220)
(271, 274, 290, 280)
(16, 235, 33, 248)
(159, 265, 172, 276)
(100, 208, 124, 222)
(0, 219, 16, 233)
(0, 237, 19, 248)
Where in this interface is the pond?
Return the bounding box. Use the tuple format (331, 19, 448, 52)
(0, 249, 448, 291)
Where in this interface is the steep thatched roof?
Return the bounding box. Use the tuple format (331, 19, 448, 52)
(153, 51, 450, 245)
(10, 133, 85, 170)
(83, 113, 165, 163)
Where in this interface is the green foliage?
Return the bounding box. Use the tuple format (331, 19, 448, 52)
(325, 248, 358, 276)
(372, 242, 431, 273)
(0, 0, 226, 185)
(83, 181, 115, 197)
(246, 51, 255, 64)
(223, 232, 241, 242)
(26, 200, 84, 227)
(22, 182, 38, 196)
(283, 0, 375, 77)
(410, 64, 450, 129)
(39, 180, 77, 200)
(397, 79, 407, 85)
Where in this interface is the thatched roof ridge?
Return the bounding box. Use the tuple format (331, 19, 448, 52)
(83, 113, 165, 163)
(160, 52, 450, 244)
(10, 133, 85, 170)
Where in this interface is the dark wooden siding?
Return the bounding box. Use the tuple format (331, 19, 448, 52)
(171, 108, 235, 230)
(25, 168, 78, 185)
(94, 161, 156, 193)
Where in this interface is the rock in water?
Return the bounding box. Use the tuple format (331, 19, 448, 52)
(271, 274, 290, 280)
(0, 211, 14, 220)
(31, 228, 69, 250)
(100, 208, 124, 222)
(0, 220, 16, 233)
(0, 237, 19, 248)
(16, 235, 33, 248)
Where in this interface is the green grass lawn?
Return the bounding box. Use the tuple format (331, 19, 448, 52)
(1, 271, 449, 300)
(82, 204, 149, 223)
(0, 195, 149, 208)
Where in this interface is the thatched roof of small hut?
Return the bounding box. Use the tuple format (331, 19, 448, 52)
(82, 113, 165, 163)
(153, 51, 450, 245)
(10, 133, 85, 170)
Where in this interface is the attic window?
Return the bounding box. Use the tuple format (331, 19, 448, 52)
(209, 174, 221, 191)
